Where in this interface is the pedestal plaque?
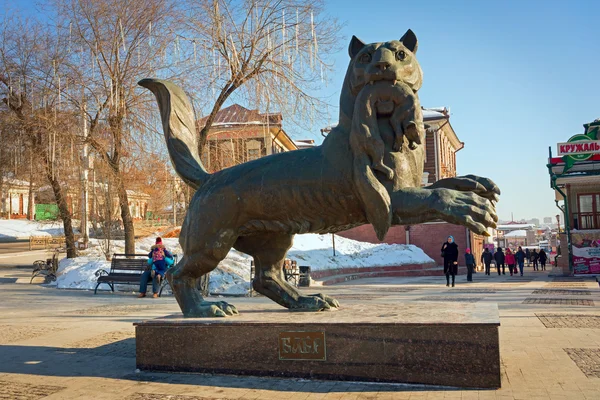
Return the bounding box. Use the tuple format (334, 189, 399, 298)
(135, 302, 500, 388)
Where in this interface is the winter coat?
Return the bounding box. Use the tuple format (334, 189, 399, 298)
(531, 252, 539, 261)
(441, 242, 459, 262)
(515, 250, 525, 263)
(505, 252, 516, 265)
(148, 244, 173, 274)
(539, 251, 548, 263)
(465, 253, 475, 266)
(481, 251, 493, 264)
(494, 251, 505, 265)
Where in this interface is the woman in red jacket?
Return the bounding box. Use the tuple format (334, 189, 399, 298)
(505, 248, 516, 276)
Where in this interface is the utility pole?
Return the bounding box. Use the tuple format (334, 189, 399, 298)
(80, 103, 89, 246)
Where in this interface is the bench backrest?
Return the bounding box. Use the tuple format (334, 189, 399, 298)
(110, 254, 148, 273)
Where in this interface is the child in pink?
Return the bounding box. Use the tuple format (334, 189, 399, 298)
(505, 248, 516, 276)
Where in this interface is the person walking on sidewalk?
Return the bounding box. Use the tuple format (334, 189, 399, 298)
(531, 249, 539, 271)
(481, 248, 493, 275)
(494, 247, 506, 275)
(539, 249, 548, 271)
(505, 248, 516, 276)
(515, 246, 526, 276)
(441, 236, 459, 287)
(465, 248, 475, 282)
(526, 248, 531, 266)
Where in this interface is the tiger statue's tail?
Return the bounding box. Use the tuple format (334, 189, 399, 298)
(138, 78, 209, 190)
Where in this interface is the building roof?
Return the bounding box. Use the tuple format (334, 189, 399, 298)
(199, 104, 282, 127)
(294, 139, 316, 148)
(505, 230, 527, 238)
(496, 223, 535, 231)
(1, 177, 30, 187)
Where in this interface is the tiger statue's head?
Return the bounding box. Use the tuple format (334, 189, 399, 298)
(347, 30, 423, 98)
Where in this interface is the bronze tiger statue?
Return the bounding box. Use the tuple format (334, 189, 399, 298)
(139, 29, 499, 317)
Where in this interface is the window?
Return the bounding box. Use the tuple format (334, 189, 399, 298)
(247, 148, 260, 160)
(219, 141, 235, 168)
(577, 193, 600, 229)
(246, 140, 261, 161)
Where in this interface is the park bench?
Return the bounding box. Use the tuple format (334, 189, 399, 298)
(30, 249, 60, 284)
(94, 253, 176, 296)
(94, 254, 148, 294)
(249, 259, 312, 295)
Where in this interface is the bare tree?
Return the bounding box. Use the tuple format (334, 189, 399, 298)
(52, 0, 182, 254)
(181, 0, 341, 149)
(0, 14, 79, 257)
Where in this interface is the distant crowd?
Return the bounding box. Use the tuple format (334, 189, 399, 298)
(441, 236, 549, 287)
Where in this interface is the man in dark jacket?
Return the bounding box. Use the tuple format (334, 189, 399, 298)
(515, 246, 526, 276)
(481, 248, 493, 275)
(494, 247, 506, 275)
(441, 236, 459, 287)
(465, 248, 475, 282)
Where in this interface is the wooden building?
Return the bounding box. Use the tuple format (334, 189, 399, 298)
(422, 107, 464, 184)
(199, 104, 297, 172)
(0, 177, 33, 219)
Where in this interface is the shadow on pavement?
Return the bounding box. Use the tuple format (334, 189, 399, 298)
(0, 341, 477, 393)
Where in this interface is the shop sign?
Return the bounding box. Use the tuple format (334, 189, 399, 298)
(559, 124, 600, 171)
(557, 140, 600, 157)
(571, 231, 600, 274)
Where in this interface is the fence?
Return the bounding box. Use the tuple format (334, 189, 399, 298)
(29, 235, 81, 250)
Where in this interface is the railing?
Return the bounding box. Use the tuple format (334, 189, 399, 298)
(572, 213, 600, 230)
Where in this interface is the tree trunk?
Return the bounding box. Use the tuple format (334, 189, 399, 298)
(47, 171, 77, 258)
(0, 129, 4, 218)
(116, 177, 135, 255)
(27, 150, 34, 220)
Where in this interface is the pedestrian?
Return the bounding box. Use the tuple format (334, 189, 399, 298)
(465, 248, 475, 282)
(494, 247, 506, 275)
(481, 247, 493, 275)
(515, 246, 526, 276)
(539, 249, 548, 271)
(525, 248, 531, 266)
(138, 237, 173, 298)
(505, 248, 516, 276)
(531, 249, 539, 271)
(441, 236, 459, 287)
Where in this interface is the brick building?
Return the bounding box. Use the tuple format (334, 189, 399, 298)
(199, 104, 297, 172)
(339, 107, 486, 269)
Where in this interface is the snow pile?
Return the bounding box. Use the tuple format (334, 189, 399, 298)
(0, 219, 69, 239)
(53, 233, 433, 294)
(288, 234, 432, 269)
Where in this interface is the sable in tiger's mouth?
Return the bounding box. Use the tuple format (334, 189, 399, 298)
(361, 80, 406, 116)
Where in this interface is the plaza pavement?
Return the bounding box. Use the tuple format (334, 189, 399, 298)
(0, 264, 599, 399)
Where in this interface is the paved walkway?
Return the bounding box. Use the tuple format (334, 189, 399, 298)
(1, 267, 599, 399)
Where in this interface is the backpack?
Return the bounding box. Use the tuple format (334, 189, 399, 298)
(153, 247, 165, 262)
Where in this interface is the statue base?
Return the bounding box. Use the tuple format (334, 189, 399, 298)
(134, 302, 500, 389)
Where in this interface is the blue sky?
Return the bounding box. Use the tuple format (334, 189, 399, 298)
(312, 0, 600, 223)
(9, 0, 600, 223)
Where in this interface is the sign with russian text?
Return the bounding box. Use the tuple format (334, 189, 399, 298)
(559, 124, 600, 172)
(557, 140, 600, 157)
(571, 231, 600, 274)
(278, 331, 326, 361)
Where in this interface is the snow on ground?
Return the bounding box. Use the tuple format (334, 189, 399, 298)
(53, 233, 433, 295)
(0, 219, 69, 239)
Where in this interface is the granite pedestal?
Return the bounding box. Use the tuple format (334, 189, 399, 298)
(135, 302, 500, 388)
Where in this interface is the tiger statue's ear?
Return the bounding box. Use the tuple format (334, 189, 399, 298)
(348, 35, 366, 58)
(400, 29, 418, 53)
